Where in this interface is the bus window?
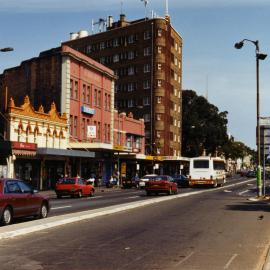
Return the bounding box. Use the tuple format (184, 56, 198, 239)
(213, 161, 225, 170)
(193, 160, 209, 169)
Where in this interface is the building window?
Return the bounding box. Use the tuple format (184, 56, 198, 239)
(86, 45, 92, 54)
(174, 88, 177, 96)
(82, 84, 86, 102)
(157, 131, 161, 138)
(175, 43, 178, 51)
(100, 57, 106, 64)
(144, 47, 151, 56)
(113, 54, 119, 63)
(157, 96, 162, 104)
(157, 28, 162, 37)
(157, 46, 162, 54)
(98, 122, 101, 140)
(74, 81, 78, 99)
(87, 86, 90, 104)
(144, 30, 151, 40)
(74, 116, 78, 137)
(157, 80, 162, 87)
(144, 64, 151, 73)
(174, 119, 177, 126)
(100, 42, 105, 50)
(128, 51, 134, 60)
(178, 120, 180, 127)
(157, 63, 162, 70)
(97, 90, 101, 107)
(143, 96, 150, 105)
(128, 35, 134, 44)
(144, 114, 150, 122)
(143, 80, 150, 89)
(113, 38, 119, 47)
(94, 89, 97, 106)
(156, 148, 161, 154)
(174, 103, 177, 111)
(70, 115, 73, 136)
(70, 79, 73, 98)
(128, 66, 135, 75)
(174, 72, 178, 81)
(128, 83, 134, 92)
(156, 113, 161, 120)
(128, 99, 134, 108)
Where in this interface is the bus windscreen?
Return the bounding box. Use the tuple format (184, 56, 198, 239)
(213, 161, 225, 170)
(193, 160, 209, 169)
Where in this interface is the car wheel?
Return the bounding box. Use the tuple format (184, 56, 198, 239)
(213, 181, 218, 188)
(39, 203, 48, 219)
(146, 191, 151, 196)
(89, 189, 94, 197)
(167, 187, 172, 195)
(1, 207, 12, 225)
(57, 194, 62, 199)
(78, 191, 82, 198)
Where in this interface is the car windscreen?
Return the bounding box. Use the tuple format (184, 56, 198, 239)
(193, 160, 209, 169)
(153, 176, 167, 181)
(58, 178, 76, 184)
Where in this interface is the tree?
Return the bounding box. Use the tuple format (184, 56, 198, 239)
(182, 90, 228, 157)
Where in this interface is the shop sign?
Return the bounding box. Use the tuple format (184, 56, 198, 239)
(114, 145, 124, 151)
(87, 126, 96, 138)
(121, 162, 126, 177)
(12, 142, 37, 151)
(81, 106, 95, 115)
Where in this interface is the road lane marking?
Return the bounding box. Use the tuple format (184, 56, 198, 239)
(174, 251, 195, 267)
(127, 196, 140, 199)
(0, 178, 256, 240)
(224, 253, 238, 269)
(247, 183, 254, 186)
(87, 196, 103, 199)
(51, 206, 72, 210)
(238, 190, 250, 195)
(224, 190, 232, 193)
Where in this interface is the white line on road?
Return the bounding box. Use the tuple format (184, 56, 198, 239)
(247, 183, 254, 186)
(224, 254, 238, 269)
(174, 251, 195, 267)
(127, 196, 140, 199)
(87, 196, 103, 199)
(238, 190, 250, 195)
(51, 206, 72, 210)
(224, 190, 232, 193)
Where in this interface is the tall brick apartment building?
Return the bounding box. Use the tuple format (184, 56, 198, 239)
(63, 14, 182, 157)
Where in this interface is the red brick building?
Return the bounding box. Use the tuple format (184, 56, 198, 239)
(0, 45, 145, 185)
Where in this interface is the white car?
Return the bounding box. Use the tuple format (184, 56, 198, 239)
(139, 174, 158, 188)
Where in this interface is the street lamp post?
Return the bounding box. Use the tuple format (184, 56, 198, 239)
(0, 47, 13, 52)
(234, 39, 267, 197)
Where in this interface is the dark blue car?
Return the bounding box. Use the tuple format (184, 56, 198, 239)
(172, 175, 189, 187)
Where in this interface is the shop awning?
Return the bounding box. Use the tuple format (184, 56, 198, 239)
(37, 148, 95, 158)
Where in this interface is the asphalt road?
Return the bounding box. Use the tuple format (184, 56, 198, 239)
(48, 175, 256, 216)
(1, 176, 270, 270)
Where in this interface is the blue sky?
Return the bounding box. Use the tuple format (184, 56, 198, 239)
(1, 0, 270, 149)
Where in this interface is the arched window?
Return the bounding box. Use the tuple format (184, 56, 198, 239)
(26, 125, 31, 143)
(18, 122, 23, 142)
(34, 126, 39, 143)
(46, 128, 51, 148)
(52, 129, 57, 148)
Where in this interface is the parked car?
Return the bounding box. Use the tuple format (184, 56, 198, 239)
(0, 178, 50, 226)
(122, 175, 140, 189)
(145, 175, 178, 195)
(172, 175, 189, 187)
(55, 177, 95, 198)
(138, 174, 158, 189)
(246, 170, 256, 178)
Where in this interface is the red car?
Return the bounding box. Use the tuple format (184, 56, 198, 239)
(55, 177, 95, 198)
(145, 175, 178, 196)
(0, 178, 50, 226)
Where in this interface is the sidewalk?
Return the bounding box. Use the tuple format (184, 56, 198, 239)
(39, 186, 122, 198)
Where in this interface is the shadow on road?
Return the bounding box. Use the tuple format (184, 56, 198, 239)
(226, 201, 270, 212)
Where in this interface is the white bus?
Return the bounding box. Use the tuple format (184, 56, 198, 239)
(188, 156, 226, 187)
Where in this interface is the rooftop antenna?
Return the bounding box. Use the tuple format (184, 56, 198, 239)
(206, 75, 209, 101)
(141, 0, 149, 19)
(121, 1, 123, 14)
(165, 0, 169, 17)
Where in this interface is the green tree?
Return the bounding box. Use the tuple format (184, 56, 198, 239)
(182, 90, 228, 157)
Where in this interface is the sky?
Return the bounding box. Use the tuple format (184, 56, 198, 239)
(1, 0, 270, 149)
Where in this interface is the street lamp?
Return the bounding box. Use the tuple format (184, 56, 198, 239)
(0, 47, 13, 52)
(234, 39, 267, 197)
